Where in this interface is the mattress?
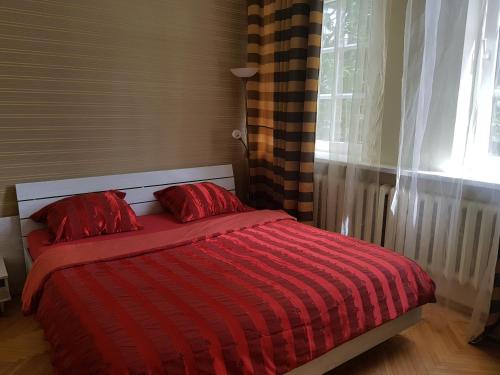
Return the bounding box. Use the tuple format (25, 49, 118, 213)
(23, 210, 436, 375)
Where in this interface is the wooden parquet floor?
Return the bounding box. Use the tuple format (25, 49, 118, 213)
(0, 300, 498, 374)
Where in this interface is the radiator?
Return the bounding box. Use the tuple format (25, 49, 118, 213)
(314, 175, 500, 291)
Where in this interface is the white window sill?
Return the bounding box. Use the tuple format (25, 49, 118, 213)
(314, 155, 500, 191)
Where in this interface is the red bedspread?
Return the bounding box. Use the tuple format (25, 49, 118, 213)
(23, 210, 435, 375)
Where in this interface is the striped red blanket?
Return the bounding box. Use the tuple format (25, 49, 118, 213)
(23, 210, 435, 374)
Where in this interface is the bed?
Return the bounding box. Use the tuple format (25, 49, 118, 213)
(16, 164, 436, 374)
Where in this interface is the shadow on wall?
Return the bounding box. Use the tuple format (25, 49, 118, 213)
(0, 216, 25, 296)
(233, 157, 249, 204)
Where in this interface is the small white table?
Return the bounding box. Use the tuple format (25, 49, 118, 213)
(0, 257, 11, 313)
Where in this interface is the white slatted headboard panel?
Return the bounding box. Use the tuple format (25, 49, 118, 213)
(16, 164, 235, 270)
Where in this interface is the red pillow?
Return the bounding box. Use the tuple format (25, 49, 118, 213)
(30, 190, 142, 243)
(154, 182, 250, 223)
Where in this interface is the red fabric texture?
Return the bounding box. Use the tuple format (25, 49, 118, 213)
(27, 213, 181, 261)
(154, 182, 251, 222)
(30, 191, 142, 243)
(24, 210, 436, 375)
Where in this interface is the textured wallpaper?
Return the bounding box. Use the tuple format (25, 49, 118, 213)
(0, 0, 246, 216)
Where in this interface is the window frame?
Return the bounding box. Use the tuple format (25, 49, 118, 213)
(452, 0, 500, 179)
(316, 0, 359, 159)
(475, 0, 500, 158)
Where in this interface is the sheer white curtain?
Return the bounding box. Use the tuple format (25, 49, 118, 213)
(314, 0, 390, 236)
(394, 0, 500, 340)
(316, 0, 500, 340)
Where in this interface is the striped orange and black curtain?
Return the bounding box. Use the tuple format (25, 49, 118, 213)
(247, 0, 323, 223)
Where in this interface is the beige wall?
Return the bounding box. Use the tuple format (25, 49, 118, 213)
(380, 0, 406, 168)
(0, 0, 247, 217)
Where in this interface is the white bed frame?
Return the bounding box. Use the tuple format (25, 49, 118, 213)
(15, 163, 422, 374)
(16, 164, 236, 271)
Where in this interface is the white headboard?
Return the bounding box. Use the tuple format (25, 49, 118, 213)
(16, 164, 235, 270)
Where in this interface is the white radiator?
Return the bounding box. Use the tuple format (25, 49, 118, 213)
(314, 175, 500, 291)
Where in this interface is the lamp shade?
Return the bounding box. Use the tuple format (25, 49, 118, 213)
(230, 67, 258, 78)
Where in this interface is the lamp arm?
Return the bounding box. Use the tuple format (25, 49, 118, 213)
(242, 78, 250, 159)
(238, 137, 249, 153)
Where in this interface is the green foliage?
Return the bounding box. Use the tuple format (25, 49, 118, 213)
(317, 0, 360, 142)
(490, 98, 500, 156)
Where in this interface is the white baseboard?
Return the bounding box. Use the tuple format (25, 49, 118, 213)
(0, 216, 25, 295)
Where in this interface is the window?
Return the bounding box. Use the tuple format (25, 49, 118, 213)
(451, 1, 500, 183)
(490, 27, 500, 156)
(475, 1, 500, 160)
(315, 0, 361, 160)
(316, 0, 500, 184)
